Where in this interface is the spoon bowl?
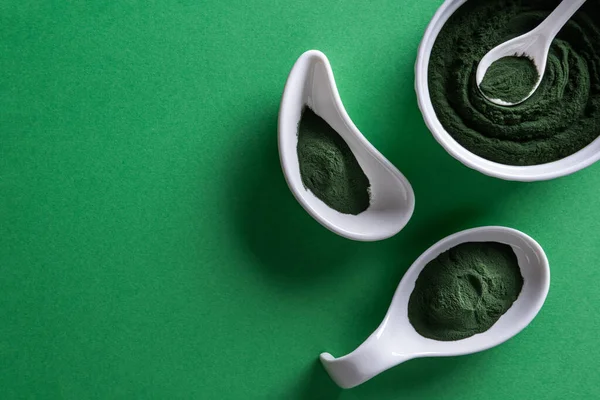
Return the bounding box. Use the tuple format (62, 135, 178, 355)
(278, 50, 415, 241)
(475, 36, 547, 107)
(320, 226, 550, 388)
(476, 0, 586, 106)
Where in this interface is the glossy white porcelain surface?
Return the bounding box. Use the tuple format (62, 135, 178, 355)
(320, 226, 550, 389)
(279, 50, 415, 241)
(476, 0, 586, 106)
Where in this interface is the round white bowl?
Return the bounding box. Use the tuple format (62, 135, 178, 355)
(415, 0, 600, 182)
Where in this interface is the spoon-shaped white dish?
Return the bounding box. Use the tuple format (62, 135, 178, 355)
(320, 226, 550, 388)
(476, 0, 586, 106)
(278, 50, 415, 241)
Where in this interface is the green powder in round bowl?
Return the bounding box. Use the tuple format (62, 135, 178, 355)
(428, 0, 600, 166)
(408, 242, 523, 341)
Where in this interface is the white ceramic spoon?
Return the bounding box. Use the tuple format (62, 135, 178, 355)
(320, 226, 550, 388)
(278, 50, 415, 241)
(476, 0, 586, 106)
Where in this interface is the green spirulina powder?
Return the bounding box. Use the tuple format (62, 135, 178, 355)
(429, 0, 600, 165)
(480, 55, 540, 103)
(297, 107, 370, 215)
(408, 242, 523, 341)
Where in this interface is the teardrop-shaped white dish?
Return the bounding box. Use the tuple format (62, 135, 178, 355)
(320, 226, 550, 388)
(278, 50, 415, 241)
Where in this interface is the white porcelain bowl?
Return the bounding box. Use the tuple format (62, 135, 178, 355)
(279, 51, 415, 241)
(415, 0, 600, 182)
(321, 226, 550, 388)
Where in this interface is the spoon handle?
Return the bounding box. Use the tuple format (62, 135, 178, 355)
(320, 330, 411, 388)
(535, 0, 587, 40)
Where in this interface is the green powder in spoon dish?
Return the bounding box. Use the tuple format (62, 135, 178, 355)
(480, 55, 540, 104)
(297, 107, 370, 215)
(408, 242, 523, 341)
(428, 0, 600, 166)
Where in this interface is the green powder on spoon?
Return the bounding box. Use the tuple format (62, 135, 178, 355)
(480, 55, 540, 104)
(297, 107, 370, 215)
(408, 242, 523, 341)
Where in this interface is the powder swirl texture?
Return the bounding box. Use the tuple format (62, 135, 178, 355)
(408, 242, 523, 341)
(429, 0, 600, 165)
(297, 108, 370, 215)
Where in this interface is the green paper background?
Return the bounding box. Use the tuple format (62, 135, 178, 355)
(2, 0, 599, 398)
